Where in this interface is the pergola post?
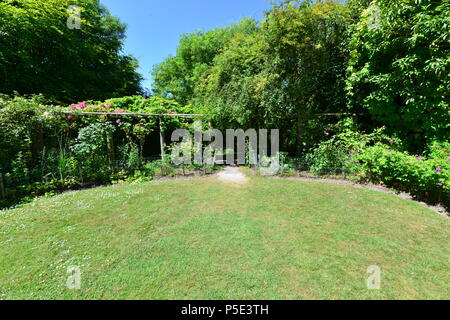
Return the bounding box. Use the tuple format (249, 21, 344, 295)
(106, 118, 115, 171)
(159, 116, 166, 161)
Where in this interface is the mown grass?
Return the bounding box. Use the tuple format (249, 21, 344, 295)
(0, 171, 448, 299)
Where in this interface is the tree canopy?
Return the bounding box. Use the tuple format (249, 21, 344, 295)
(154, 0, 353, 153)
(152, 0, 449, 152)
(0, 0, 143, 103)
(347, 0, 450, 150)
(151, 18, 259, 106)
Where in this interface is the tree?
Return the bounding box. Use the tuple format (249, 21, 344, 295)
(194, 1, 351, 153)
(347, 0, 450, 151)
(151, 18, 259, 106)
(262, 0, 351, 153)
(0, 0, 142, 103)
(193, 29, 267, 129)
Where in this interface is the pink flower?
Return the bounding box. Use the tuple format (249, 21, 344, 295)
(116, 119, 122, 124)
(436, 183, 443, 187)
(448, 158, 450, 162)
(388, 139, 394, 144)
(435, 168, 441, 173)
(326, 133, 330, 136)
(67, 115, 73, 121)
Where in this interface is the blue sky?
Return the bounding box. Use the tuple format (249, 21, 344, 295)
(101, 0, 271, 92)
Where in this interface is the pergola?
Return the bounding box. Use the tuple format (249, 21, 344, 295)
(59, 110, 207, 160)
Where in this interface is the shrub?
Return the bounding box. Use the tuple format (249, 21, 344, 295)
(305, 118, 385, 176)
(357, 142, 450, 206)
(0, 95, 198, 208)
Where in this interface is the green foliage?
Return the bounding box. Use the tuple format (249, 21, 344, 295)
(71, 123, 112, 158)
(347, 0, 450, 150)
(357, 142, 450, 205)
(0, 0, 142, 103)
(152, 18, 259, 106)
(0, 95, 212, 208)
(1, 0, 449, 211)
(261, 0, 351, 116)
(0, 95, 59, 172)
(193, 29, 267, 128)
(306, 118, 386, 175)
(184, 1, 352, 153)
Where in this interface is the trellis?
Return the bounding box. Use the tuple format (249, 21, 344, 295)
(57, 110, 366, 162)
(60, 111, 206, 118)
(58, 111, 206, 161)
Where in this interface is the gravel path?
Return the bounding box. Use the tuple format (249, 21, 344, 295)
(217, 166, 248, 183)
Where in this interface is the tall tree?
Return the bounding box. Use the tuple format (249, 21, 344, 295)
(151, 18, 259, 106)
(194, 1, 351, 153)
(262, 0, 351, 153)
(0, 0, 142, 103)
(347, 0, 450, 150)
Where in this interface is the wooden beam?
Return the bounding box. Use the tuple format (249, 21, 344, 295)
(312, 112, 368, 117)
(57, 111, 205, 118)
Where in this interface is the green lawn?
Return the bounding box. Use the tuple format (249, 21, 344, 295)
(0, 171, 449, 300)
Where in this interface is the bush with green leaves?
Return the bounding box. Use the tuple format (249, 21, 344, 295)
(305, 118, 386, 176)
(356, 142, 450, 206)
(0, 95, 59, 173)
